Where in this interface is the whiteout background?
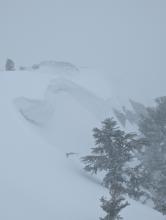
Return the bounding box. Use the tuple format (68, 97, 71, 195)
(0, 0, 166, 219)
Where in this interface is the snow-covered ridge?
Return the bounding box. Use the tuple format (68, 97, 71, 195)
(0, 69, 164, 220)
(14, 76, 148, 133)
(39, 60, 79, 72)
(14, 78, 110, 127)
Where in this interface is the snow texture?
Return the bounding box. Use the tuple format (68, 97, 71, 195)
(0, 69, 164, 220)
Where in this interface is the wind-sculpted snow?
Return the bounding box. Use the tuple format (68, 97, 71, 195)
(39, 60, 79, 74)
(48, 78, 109, 120)
(14, 97, 55, 126)
(14, 78, 109, 126)
(0, 70, 165, 220)
(14, 77, 149, 135)
(18, 60, 79, 74)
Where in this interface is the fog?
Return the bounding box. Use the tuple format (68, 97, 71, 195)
(0, 0, 166, 72)
(0, 1, 166, 220)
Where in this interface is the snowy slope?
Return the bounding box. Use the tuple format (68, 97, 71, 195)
(0, 69, 164, 220)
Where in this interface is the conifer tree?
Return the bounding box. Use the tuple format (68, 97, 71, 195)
(138, 96, 166, 215)
(82, 118, 144, 219)
(113, 108, 126, 127)
(129, 99, 147, 118)
(5, 58, 15, 71)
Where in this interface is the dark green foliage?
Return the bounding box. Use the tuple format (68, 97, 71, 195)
(5, 58, 15, 71)
(129, 99, 147, 118)
(138, 96, 166, 215)
(125, 165, 150, 202)
(100, 196, 129, 220)
(82, 118, 145, 219)
(82, 119, 136, 176)
(117, 100, 147, 127)
(122, 106, 138, 125)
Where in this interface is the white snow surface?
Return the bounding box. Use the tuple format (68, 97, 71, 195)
(0, 69, 164, 220)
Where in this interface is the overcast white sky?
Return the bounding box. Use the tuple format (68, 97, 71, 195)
(0, 0, 166, 78)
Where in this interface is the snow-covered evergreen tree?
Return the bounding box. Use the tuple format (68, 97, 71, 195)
(129, 99, 147, 118)
(125, 164, 150, 202)
(122, 106, 138, 125)
(138, 96, 166, 215)
(100, 196, 129, 220)
(5, 58, 15, 71)
(82, 118, 144, 219)
(113, 108, 126, 127)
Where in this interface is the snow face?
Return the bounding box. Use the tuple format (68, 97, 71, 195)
(0, 69, 165, 220)
(15, 78, 109, 124)
(14, 97, 55, 126)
